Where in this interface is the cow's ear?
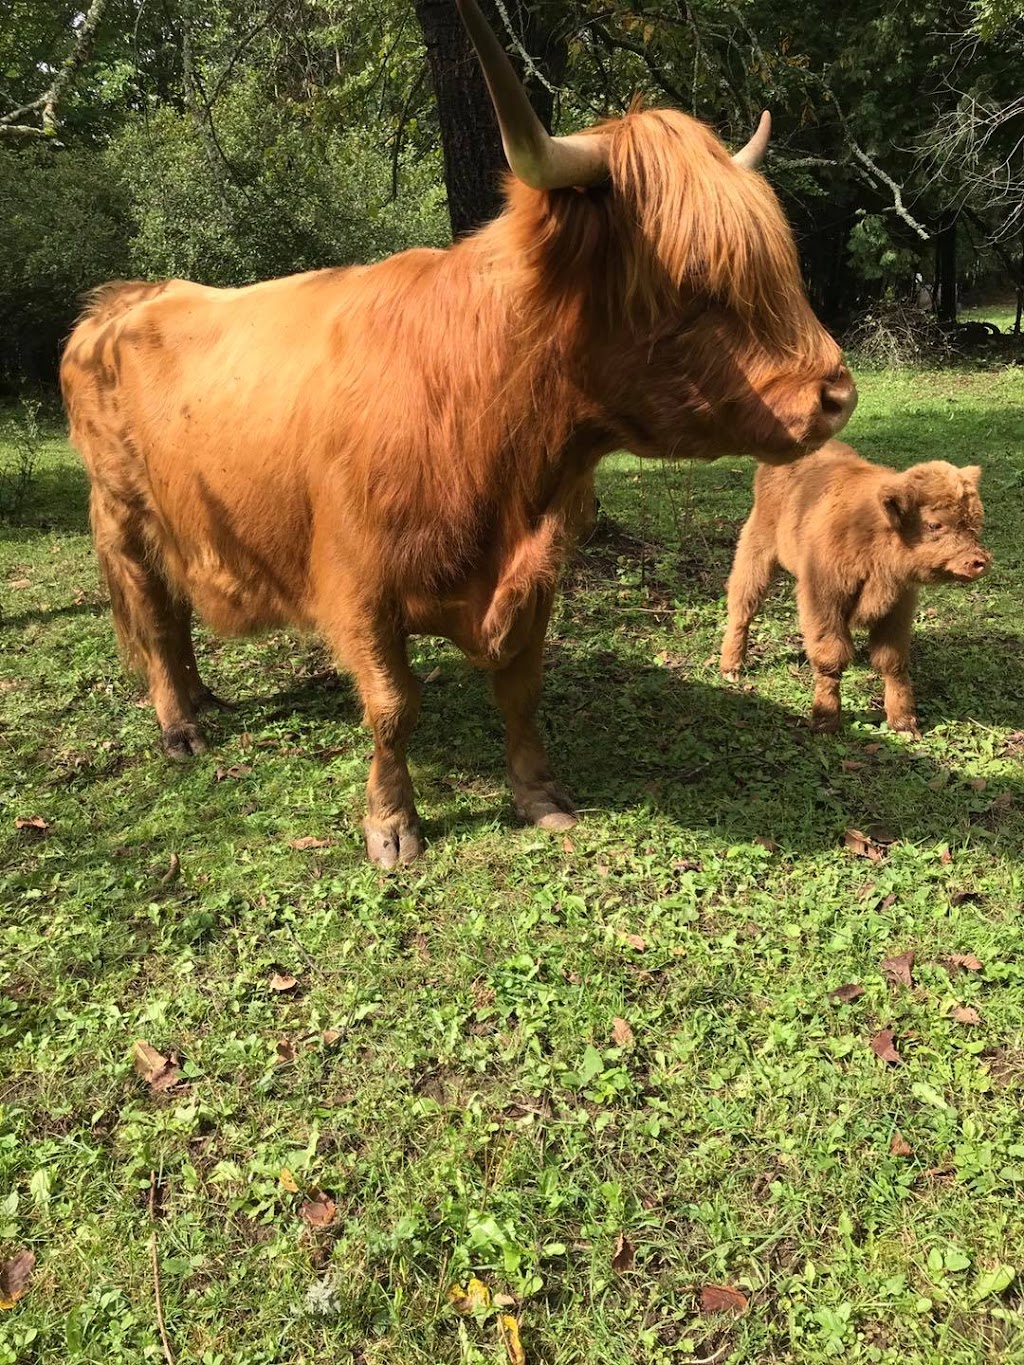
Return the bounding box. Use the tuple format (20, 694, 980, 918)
(880, 479, 909, 527)
(961, 464, 982, 488)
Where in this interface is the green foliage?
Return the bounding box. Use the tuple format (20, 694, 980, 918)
(0, 398, 42, 517)
(0, 144, 128, 384)
(2, 366, 1024, 1362)
(107, 81, 448, 285)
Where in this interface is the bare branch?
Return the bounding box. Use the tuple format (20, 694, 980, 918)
(0, 0, 109, 138)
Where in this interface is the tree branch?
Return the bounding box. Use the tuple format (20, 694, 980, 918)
(0, 0, 109, 138)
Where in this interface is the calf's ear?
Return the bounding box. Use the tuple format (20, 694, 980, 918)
(960, 465, 982, 488)
(879, 479, 909, 527)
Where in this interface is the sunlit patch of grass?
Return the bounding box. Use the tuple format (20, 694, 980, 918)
(1, 367, 1023, 1363)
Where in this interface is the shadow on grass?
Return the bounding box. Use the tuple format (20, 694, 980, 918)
(177, 641, 1024, 863)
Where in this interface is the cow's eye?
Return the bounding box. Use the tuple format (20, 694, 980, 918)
(925, 519, 944, 533)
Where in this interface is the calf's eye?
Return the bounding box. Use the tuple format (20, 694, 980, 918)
(925, 520, 944, 532)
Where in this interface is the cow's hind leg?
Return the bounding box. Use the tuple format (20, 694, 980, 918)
(720, 513, 778, 678)
(329, 613, 424, 868)
(796, 578, 855, 733)
(91, 490, 207, 758)
(490, 594, 576, 833)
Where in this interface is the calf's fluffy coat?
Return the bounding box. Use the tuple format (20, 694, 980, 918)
(720, 442, 990, 733)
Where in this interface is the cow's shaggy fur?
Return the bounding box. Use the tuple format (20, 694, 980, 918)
(61, 104, 854, 866)
(720, 441, 990, 734)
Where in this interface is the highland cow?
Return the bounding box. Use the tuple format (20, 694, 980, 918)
(61, 0, 855, 866)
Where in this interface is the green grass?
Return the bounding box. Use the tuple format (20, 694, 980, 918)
(1, 366, 1023, 1364)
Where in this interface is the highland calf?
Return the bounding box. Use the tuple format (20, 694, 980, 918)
(720, 442, 990, 734)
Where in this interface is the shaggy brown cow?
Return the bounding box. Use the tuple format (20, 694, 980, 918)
(60, 0, 856, 866)
(720, 441, 990, 734)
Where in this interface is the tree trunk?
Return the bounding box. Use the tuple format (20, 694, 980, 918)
(413, 0, 566, 240)
(935, 214, 958, 324)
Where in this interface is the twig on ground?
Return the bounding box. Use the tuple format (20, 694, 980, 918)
(148, 1170, 176, 1365)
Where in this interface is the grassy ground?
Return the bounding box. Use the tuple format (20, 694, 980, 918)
(1, 365, 1023, 1365)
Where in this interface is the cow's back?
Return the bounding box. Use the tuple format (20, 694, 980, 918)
(62, 273, 365, 632)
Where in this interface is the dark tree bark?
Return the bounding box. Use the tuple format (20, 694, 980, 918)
(413, 0, 566, 239)
(935, 213, 958, 324)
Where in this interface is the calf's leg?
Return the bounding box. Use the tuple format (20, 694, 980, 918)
(796, 578, 855, 733)
(490, 592, 576, 832)
(720, 515, 779, 678)
(329, 612, 424, 868)
(867, 590, 920, 735)
(90, 489, 208, 758)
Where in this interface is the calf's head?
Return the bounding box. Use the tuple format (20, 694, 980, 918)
(882, 462, 990, 583)
(457, 0, 856, 465)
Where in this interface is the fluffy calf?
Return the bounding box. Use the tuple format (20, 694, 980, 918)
(720, 442, 990, 734)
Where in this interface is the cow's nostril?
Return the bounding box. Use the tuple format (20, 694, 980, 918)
(970, 558, 989, 573)
(819, 373, 856, 430)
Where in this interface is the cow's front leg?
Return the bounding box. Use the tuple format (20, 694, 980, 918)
(490, 593, 577, 833)
(334, 618, 424, 867)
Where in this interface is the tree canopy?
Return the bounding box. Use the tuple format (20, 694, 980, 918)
(2, 0, 1021, 383)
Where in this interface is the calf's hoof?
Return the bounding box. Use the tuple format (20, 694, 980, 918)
(363, 814, 424, 869)
(162, 721, 208, 759)
(721, 666, 741, 683)
(515, 784, 578, 834)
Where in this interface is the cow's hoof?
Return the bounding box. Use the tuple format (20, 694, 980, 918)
(516, 785, 578, 834)
(162, 721, 208, 759)
(364, 815, 424, 869)
(721, 666, 741, 682)
(809, 711, 839, 735)
(888, 716, 921, 738)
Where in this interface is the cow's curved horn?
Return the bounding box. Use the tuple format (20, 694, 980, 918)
(733, 110, 771, 169)
(455, 0, 609, 190)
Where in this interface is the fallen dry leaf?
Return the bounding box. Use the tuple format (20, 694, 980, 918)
(214, 764, 252, 781)
(952, 1005, 981, 1025)
(611, 1017, 634, 1048)
(753, 835, 779, 853)
(322, 1029, 342, 1046)
(279, 1168, 300, 1193)
(611, 1231, 635, 1274)
(870, 1028, 902, 1064)
(159, 853, 181, 885)
(841, 760, 866, 772)
(968, 777, 987, 792)
(950, 890, 984, 906)
(288, 836, 331, 850)
(269, 973, 298, 992)
(843, 828, 885, 862)
(947, 954, 983, 972)
(14, 815, 48, 832)
(700, 1284, 748, 1316)
(494, 1292, 516, 1308)
(620, 932, 646, 952)
(990, 792, 1013, 812)
(498, 1314, 526, 1365)
(9, 578, 31, 590)
(131, 1040, 183, 1092)
(275, 1038, 296, 1065)
(448, 1277, 492, 1314)
(300, 1190, 336, 1229)
(881, 950, 915, 989)
(0, 1250, 35, 1310)
(862, 742, 882, 755)
(561, 836, 575, 854)
(829, 982, 865, 1005)
(423, 666, 442, 683)
(890, 1132, 913, 1157)
(866, 822, 897, 845)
